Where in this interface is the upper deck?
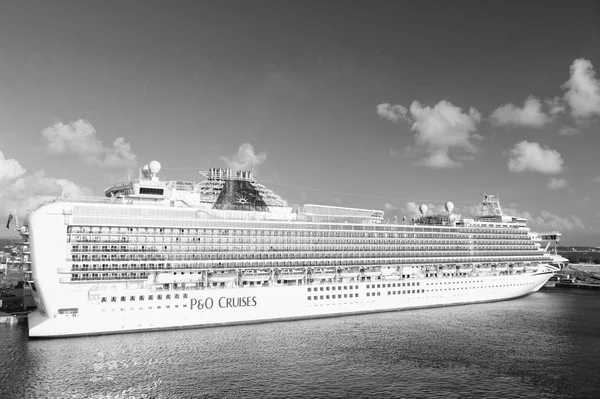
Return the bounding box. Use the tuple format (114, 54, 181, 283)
(32, 161, 531, 230)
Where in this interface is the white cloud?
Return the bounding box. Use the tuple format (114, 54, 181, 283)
(504, 207, 586, 232)
(1, 148, 92, 221)
(413, 101, 482, 168)
(558, 126, 581, 136)
(547, 178, 568, 190)
(384, 203, 397, 212)
(507, 141, 564, 174)
(490, 97, 551, 127)
(546, 97, 566, 115)
(41, 119, 137, 167)
(378, 100, 482, 168)
(377, 103, 409, 123)
(220, 143, 267, 171)
(563, 58, 600, 120)
(1, 170, 92, 221)
(0, 150, 26, 184)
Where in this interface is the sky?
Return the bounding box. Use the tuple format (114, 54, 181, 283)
(0, 1, 599, 246)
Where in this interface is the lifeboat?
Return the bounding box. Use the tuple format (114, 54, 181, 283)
(338, 267, 361, 279)
(207, 270, 238, 283)
(477, 264, 492, 273)
(278, 268, 306, 280)
(511, 263, 525, 272)
(242, 269, 271, 282)
(495, 264, 508, 272)
(361, 266, 382, 278)
(311, 267, 337, 280)
(440, 266, 456, 274)
(381, 267, 397, 276)
(525, 263, 539, 272)
(154, 272, 198, 284)
(458, 265, 473, 274)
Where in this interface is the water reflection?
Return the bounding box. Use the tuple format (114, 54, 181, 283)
(1, 289, 599, 399)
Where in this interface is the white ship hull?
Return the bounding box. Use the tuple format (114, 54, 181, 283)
(28, 271, 552, 338)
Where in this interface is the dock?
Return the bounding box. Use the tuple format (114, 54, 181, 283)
(0, 310, 31, 324)
(555, 282, 600, 290)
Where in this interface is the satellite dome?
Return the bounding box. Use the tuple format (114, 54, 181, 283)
(149, 160, 161, 174)
(419, 204, 428, 215)
(445, 201, 454, 213)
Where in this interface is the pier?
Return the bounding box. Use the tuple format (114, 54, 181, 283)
(555, 281, 600, 290)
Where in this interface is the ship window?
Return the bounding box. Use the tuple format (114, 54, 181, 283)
(139, 296, 144, 301)
(157, 295, 162, 300)
(308, 288, 311, 292)
(111, 297, 117, 302)
(130, 296, 135, 301)
(320, 295, 324, 300)
(139, 187, 164, 195)
(366, 284, 370, 289)
(367, 293, 370, 297)
(149, 295, 154, 300)
(344, 294, 347, 298)
(166, 295, 171, 299)
(349, 294, 353, 298)
(377, 292, 381, 296)
(120, 296, 126, 302)
(308, 296, 311, 300)
(101, 297, 107, 303)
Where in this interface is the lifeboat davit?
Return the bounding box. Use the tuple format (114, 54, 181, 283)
(207, 270, 238, 283)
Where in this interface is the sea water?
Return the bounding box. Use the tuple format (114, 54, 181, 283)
(1, 288, 599, 399)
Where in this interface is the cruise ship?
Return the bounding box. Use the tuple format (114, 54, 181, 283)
(22, 161, 558, 338)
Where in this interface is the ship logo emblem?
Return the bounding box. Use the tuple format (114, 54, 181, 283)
(236, 195, 249, 204)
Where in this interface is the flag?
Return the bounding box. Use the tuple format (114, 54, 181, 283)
(6, 213, 14, 229)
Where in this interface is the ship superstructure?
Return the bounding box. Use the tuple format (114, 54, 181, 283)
(25, 161, 558, 338)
